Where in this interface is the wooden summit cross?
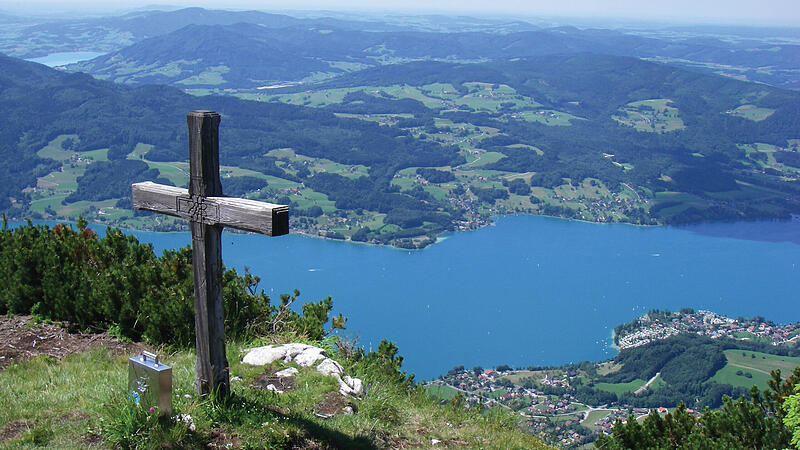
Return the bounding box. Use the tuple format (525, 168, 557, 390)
(132, 110, 289, 398)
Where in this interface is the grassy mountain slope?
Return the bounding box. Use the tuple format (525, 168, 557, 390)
(0, 222, 548, 448)
(0, 339, 549, 448)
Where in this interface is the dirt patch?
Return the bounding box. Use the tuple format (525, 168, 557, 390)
(207, 428, 241, 448)
(0, 315, 150, 371)
(314, 391, 351, 417)
(60, 411, 91, 422)
(81, 432, 105, 446)
(373, 431, 419, 449)
(288, 436, 330, 449)
(0, 419, 33, 442)
(255, 368, 297, 393)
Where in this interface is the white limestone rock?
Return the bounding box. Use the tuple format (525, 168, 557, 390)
(295, 347, 328, 367)
(331, 373, 349, 395)
(344, 375, 364, 396)
(242, 343, 363, 398)
(316, 358, 344, 377)
(275, 367, 299, 378)
(242, 345, 286, 366)
(332, 373, 364, 397)
(283, 343, 314, 358)
(242, 343, 314, 366)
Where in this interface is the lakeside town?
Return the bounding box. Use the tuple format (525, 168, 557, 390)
(427, 365, 660, 447)
(614, 308, 800, 350)
(427, 309, 800, 447)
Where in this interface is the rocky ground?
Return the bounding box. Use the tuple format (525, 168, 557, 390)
(0, 315, 148, 371)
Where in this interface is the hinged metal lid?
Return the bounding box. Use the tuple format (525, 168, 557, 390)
(129, 350, 171, 372)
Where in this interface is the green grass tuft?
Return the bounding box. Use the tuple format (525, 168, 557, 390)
(100, 396, 195, 449)
(0, 342, 549, 448)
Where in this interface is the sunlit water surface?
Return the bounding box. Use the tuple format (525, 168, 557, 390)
(14, 216, 800, 379)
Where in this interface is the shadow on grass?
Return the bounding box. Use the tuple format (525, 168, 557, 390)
(283, 411, 377, 449)
(203, 392, 377, 449)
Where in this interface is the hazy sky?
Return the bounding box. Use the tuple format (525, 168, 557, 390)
(1, 0, 799, 26)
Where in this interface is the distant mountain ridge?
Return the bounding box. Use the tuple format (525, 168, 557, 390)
(67, 18, 800, 90)
(74, 23, 338, 86)
(1, 8, 797, 89)
(0, 7, 415, 59)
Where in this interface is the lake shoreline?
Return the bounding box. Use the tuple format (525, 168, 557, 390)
(12, 209, 798, 251)
(6, 214, 799, 379)
(25, 51, 105, 67)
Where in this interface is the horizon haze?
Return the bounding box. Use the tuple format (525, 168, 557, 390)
(0, 0, 799, 27)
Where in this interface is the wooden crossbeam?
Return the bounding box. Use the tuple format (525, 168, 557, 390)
(131, 182, 289, 236)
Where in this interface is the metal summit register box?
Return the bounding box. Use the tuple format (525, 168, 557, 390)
(128, 351, 172, 415)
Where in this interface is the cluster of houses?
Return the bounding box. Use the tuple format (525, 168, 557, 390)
(616, 322, 682, 349)
(527, 394, 578, 414)
(528, 419, 588, 447)
(589, 409, 631, 436)
(510, 110, 563, 121)
(433, 361, 716, 447)
(433, 368, 600, 446)
(616, 309, 800, 350)
(436, 368, 580, 414)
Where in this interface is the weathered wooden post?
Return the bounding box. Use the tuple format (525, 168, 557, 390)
(132, 110, 289, 398)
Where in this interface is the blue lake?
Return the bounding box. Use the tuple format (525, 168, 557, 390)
(26, 51, 105, 67)
(15, 216, 800, 379)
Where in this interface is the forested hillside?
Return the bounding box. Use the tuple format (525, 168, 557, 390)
(266, 55, 800, 226)
(3, 52, 800, 246)
(0, 54, 466, 246)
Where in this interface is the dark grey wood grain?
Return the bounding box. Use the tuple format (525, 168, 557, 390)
(187, 112, 228, 399)
(188, 111, 222, 198)
(132, 182, 289, 236)
(190, 220, 227, 398)
(131, 182, 185, 218)
(130, 110, 289, 399)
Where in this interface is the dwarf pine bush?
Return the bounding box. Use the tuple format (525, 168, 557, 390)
(0, 220, 336, 347)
